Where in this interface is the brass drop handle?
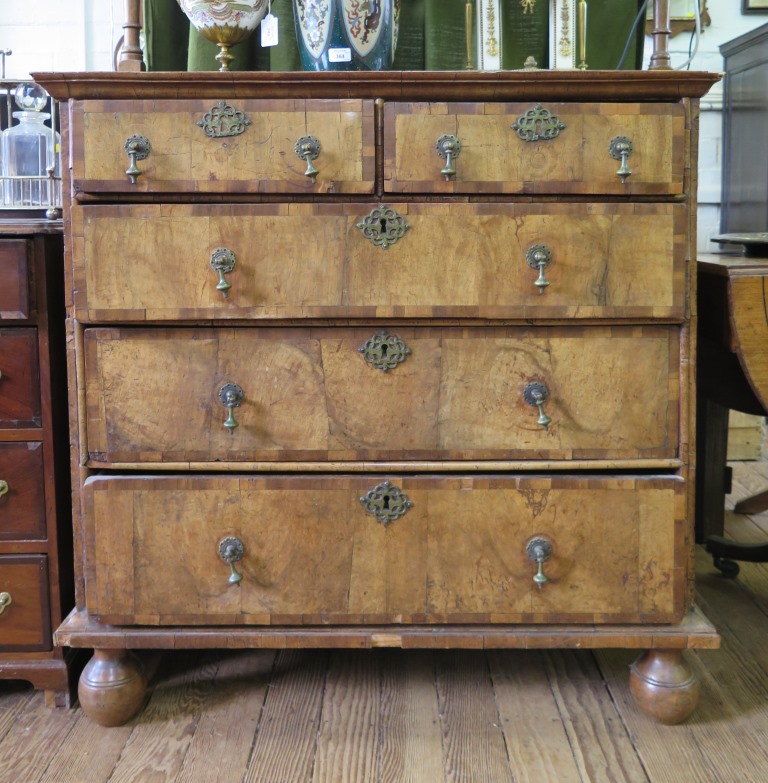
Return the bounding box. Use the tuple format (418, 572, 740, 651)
(523, 381, 552, 430)
(526, 536, 553, 587)
(210, 248, 236, 298)
(609, 136, 633, 183)
(218, 536, 244, 585)
(525, 244, 552, 293)
(295, 135, 321, 182)
(124, 134, 151, 184)
(435, 134, 462, 180)
(0, 592, 11, 616)
(0, 480, 8, 499)
(218, 383, 244, 432)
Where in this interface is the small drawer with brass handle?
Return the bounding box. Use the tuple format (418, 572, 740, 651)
(0, 443, 46, 541)
(0, 555, 51, 650)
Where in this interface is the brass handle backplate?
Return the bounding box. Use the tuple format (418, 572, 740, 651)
(218, 383, 244, 432)
(295, 135, 321, 182)
(523, 381, 552, 430)
(511, 104, 566, 142)
(124, 134, 151, 184)
(609, 136, 633, 183)
(525, 244, 552, 293)
(218, 536, 244, 585)
(0, 592, 11, 616)
(210, 248, 236, 298)
(0, 480, 8, 499)
(526, 536, 553, 587)
(435, 134, 461, 180)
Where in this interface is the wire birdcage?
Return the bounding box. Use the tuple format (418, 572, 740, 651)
(1, 78, 62, 219)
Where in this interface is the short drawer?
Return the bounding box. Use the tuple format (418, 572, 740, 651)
(0, 329, 41, 428)
(384, 101, 686, 195)
(72, 202, 685, 321)
(71, 98, 375, 195)
(0, 443, 46, 540)
(83, 473, 685, 625)
(0, 239, 30, 320)
(0, 555, 51, 651)
(83, 325, 680, 465)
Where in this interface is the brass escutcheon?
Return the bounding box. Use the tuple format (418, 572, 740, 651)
(359, 481, 414, 527)
(218, 382, 244, 432)
(210, 248, 236, 298)
(0, 591, 11, 616)
(358, 331, 411, 372)
(356, 206, 409, 249)
(295, 135, 321, 182)
(511, 104, 566, 142)
(525, 536, 553, 587)
(609, 136, 634, 183)
(123, 134, 151, 184)
(523, 381, 552, 430)
(197, 102, 251, 138)
(218, 536, 244, 585)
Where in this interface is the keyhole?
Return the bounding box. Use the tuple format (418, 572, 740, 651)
(379, 217, 388, 234)
(380, 344, 388, 357)
(382, 494, 391, 509)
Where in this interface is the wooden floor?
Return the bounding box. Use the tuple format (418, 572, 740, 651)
(3, 462, 768, 782)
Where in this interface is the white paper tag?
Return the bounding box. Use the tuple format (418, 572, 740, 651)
(261, 14, 278, 47)
(328, 48, 352, 63)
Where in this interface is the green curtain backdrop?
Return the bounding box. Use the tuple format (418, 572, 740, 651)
(142, 0, 645, 73)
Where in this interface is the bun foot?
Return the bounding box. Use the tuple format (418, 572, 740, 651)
(629, 649, 700, 725)
(78, 649, 147, 726)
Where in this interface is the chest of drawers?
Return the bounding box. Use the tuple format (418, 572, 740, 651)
(37, 70, 720, 727)
(0, 223, 74, 706)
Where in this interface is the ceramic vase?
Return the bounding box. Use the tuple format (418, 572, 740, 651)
(176, 0, 269, 71)
(293, 0, 399, 71)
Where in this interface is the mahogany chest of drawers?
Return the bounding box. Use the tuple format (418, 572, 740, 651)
(0, 223, 73, 705)
(37, 70, 720, 727)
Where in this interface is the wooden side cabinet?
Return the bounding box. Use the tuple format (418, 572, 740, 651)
(0, 221, 74, 706)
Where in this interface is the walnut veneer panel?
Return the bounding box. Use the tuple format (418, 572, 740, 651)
(72, 202, 686, 322)
(0, 555, 51, 650)
(83, 474, 684, 625)
(0, 240, 30, 320)
(0, 329, 41, 428)
(384, 102, 686, 195)
(0, 443, 46, 540)
(72, 99, 375, 194)
(83, 325, 679, 465)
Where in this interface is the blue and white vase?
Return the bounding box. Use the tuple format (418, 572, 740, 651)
(293, 0, 399, 71)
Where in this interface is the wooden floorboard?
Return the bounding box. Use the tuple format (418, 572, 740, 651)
(3, 459, 768, 782)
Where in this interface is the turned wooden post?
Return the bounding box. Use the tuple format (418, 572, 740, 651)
(649, 0, 672, 70)
(629, 649, 700, 724)
(78, 649, 148, 727)
(117, 0, 143, 72)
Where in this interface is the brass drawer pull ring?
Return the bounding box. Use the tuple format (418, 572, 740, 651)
(0, 480, 8, 499)
(523, 381, 552, 430)
(124, 135, 151, 184)
(526, 244, 552, 293)
(295, 135, 321, 182)
(218, 383, 244, 432)
(218, 537, 244, 585)
(526, 536, 553, 587)
(0, 591, 11, 616)
(436, 134, 461, 180)
(609, 136, 633, 183)
(210, 248, 236, 298)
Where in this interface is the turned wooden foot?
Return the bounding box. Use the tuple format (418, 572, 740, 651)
(629, 649, 700, 725)
(78, 649, 147, 726)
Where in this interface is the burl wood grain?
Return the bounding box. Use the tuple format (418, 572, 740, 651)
(71, 202, 686, 322)
(73, 99, 375, 194)
(384, 102, 685, 195)
(83, 474, 683, 625)
(82, 325, 679, 465)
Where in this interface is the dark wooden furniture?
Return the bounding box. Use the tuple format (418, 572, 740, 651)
(37, 69, 720, 728)
(0, 220, 74, 706)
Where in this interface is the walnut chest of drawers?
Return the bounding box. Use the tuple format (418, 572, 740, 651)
(37, 70, 721, 727)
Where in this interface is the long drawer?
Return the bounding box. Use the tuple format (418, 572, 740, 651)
(83, 325, 680, 465)
(383, 101, 686, 195)
(83, 473, 685, 626)
(71, 98, 375, 195)
(71, 202, 686, 321)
